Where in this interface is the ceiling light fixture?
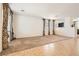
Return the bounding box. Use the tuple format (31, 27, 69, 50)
(20, 10, 24, 12)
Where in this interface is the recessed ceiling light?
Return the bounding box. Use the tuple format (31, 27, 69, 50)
(20, 10, 24, 12)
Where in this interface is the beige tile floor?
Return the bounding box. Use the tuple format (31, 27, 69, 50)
(1, 35, 79, 56)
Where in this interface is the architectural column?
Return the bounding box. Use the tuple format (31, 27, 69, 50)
(43, 18, 45, 36)
(10, 10, 14, 41)
(2, 3, 9, 50)
(48, 19, 50, 35)
(52, 20, 55, 35)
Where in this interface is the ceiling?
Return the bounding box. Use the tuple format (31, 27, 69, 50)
(9, 3, 79, 19)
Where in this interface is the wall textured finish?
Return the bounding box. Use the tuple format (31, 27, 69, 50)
(2, 3, 9, 50)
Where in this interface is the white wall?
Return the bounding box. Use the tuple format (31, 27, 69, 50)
(0, 4, 2, 52)
(76, 21, 79, 29)
(45, 19, 53, 35)
(7, 10, 12, 43)
(13, 14, 54, 38)
(45, 20, 48, 35)
(13, 14, 43, 38)
(13, 13, 76, 38)
(55, 17, 75, 37)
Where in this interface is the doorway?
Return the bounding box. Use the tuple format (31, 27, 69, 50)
(76, 21, 79, 37)
(74, 18, 79, 37)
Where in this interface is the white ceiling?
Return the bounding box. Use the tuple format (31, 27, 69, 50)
(9, 3, 79, 19)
